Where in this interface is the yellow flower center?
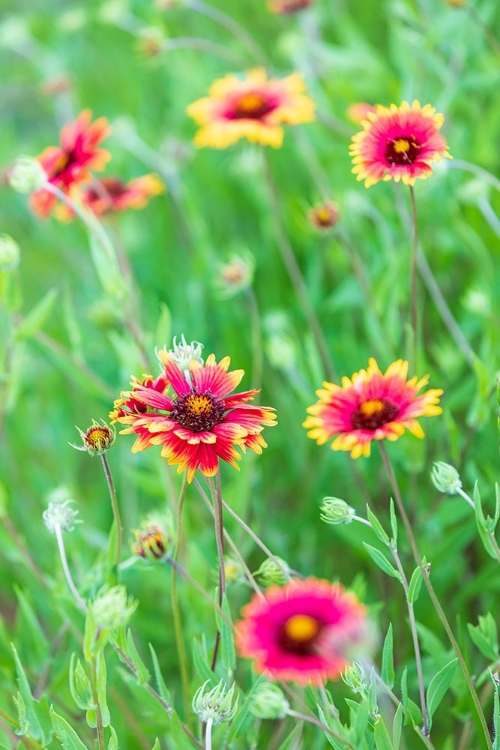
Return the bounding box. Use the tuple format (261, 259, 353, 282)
(283, 614, 321, 643)
(84, 425, 114, 453)
(352, 398, 399, 431)
(358, 399, 385, 418)
(185, 393, 214, 416)
(393, 138, 410, 154)
(233, 92, 274, 120)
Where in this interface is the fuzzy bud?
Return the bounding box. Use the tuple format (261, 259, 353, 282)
(0, 234, 20, 272)
(167, 335, 204, 372)
(342, 661, 368, 697)
(254, 556, 290, 586)
(320, 497, 356, 525)
(91, 585, 137, 632)
(43, 499, 82, 534)
(9, 156, 47, 194)
(192, 680, 238, 724)
(431, 461, 462, 495)
(132, 513, 175, 561)
(250, 682, 289, 719)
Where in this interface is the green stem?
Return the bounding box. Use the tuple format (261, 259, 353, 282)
(378, 443, 493, 750)
(171, 475, 190, 720)
(54, 524, 87, 612)
(90, 657, 106, 750)
(100, 453, 122, 577)
(246, 288, 263, 392)
(286, 710, 355, 748)
(208, 473, 226, 671)
(408, 185, 419, 373)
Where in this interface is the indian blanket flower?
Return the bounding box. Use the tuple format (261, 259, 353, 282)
(303, 358, 443, 459)
(55, 174, 164, 220)
(186, 68, 315, 149)
(349, 100, 451, 188)
(31, 110, 111, 218)
(235, 578, 367, 685)
(111, 351, 276, 482)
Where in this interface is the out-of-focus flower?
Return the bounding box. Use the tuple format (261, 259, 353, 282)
(215, 253, 255, 298)
(39, 76, 73, 97)
(308, 200, 339, 230)
(30, 110, 111, 218)
(350, 100, 451, 188)
(254, 556, 291, 586)
(71, 420, 115, 456)
(192, 680, 238, 724)
(268, 0, 315, 12)
(112, 349, 277, 482)
(346, 103, 376, 124)
(187, 68, 315, 149)
(55, 174, 164, 221)
(235, 578, 367, 685)
(91, 585, 137, 631)
(9, 156, 47, 194)
(136, 26, 165, 57)
(249, 682, 289, 719)
(132, 513, 175, 561)
(431, 461, 462, 495)
(43, 499, 82, 534)
(304, 358, 442, 459)
(109, 374, 170, 424)
(0, 234, 20, 271)
(320, 497, 355, 525)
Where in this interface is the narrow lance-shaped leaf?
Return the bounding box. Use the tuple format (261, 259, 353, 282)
(366, 505, 390, 546)
(50, 706, 90, 750)
(426, 658, 458, 731)
(381, 623, 395, 689)
(363, 543, 402, 581)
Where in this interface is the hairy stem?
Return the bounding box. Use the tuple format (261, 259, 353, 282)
(208, 473, 226, 671)
(171, 475, 190, 719)
(100, 453, 122, 576)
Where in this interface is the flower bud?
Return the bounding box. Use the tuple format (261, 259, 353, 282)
(431, 461, 462, 495)
(215, 253, 255, 298)
(192, 680, 238, 724)
(91, 585, 137, 632)
(72, 420, 115, 456)
(167, 335, 204, 372)
(320, 497, 355, 525)
(132, 513, 175, 561)
(43, 498, 82, 534)
(0, 234, 20, 272)
(254, 556, 290, 586)
(9, 156, 47, 194)
(308, 201, 339, 230)
(249, 682, 289, 719)
(342, 661, 368, 696)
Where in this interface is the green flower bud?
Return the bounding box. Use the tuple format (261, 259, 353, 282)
(71, 420, 115, 456)
(250, 682, 289, 720)
(431, 461, 462, 495)
(254, 556, 290, 586)
(0, 234, 20, 272)
(9, 156, 47, 194)
(192, 680, 238, 724)
(167, 335, 204, 372)
(342, 661, 368, 697)
(92, 585, 137, 632)
(320, 497, 355, 525)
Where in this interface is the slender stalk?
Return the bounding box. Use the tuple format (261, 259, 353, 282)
(205, 717, 214, 750)
(207, 473, 226, 671)
(100, 454, 122, 575)
(246, 288, 263, 392)
(165, 557, 232, 628)
(378, 443, 493, 750)
(408, 185, 419, 372)
(90, 657, 106, 750)
(54, 524, 87, 613)
(171, 475, 190, 720)
(263, 153, 337, 381)
(285, 710, 355, 748)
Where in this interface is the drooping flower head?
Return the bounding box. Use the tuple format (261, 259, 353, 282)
(55, 174, 164, 221)
(31, 110, 111, 218)
(235, 578, 367, 685)
(304, 358, 442, 458)
(111, 350, 276, 482)
(186, 68, 315, 149)
(349, 100, 451, 188)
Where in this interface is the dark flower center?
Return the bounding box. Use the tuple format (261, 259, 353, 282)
(232, 92, 275, 120)
(88, 179, 127, 201)
(352, 398, 399, 431)
(385, 136, 422, 165)
(169, 390, 225, 432)
(278, 614, 323, 656)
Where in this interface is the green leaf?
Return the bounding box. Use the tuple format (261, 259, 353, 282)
(392, 703, 403, 750)
(401, 668, 423, 727)
(407, 565, 424, 605)
(468, 613, 499, 661)
(374, 714, 394, 750)
(14, 288, 58, 342)
(125, 630, 151, 686)
(363, 543, 402, 581)
(366, 505, 390, 546)
(276, 721, 303, 750)
(50, 706, 90, 750)
(169, 710, 195, 750)
(148, 644, 172, 706)
(69, 655, 92, 710)
(220, 595, 236, 675)
(316, 706, 347, 750)
(13, 586, 49, 667)
(389, 499, 398, 546)
(227, 674, 266, 741)
(491, 673, 500, 750)
(95, 651, 110, 728)
(381, 623, 395, 689)
(191, 638, 217, 684)
(151, 740, 161, 750)
(473, 482, 498, 559)
(426, 658, 458, 731)
(11, 643, 44, 741)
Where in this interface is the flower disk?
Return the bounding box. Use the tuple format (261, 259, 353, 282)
(112, 352, 277, 482)
(235, 578, 367, 685)
(349, 100, 451, 188)
(55, 174, 164, 221)
(303, 358, 443, 458)
(186, 68, 315, 149)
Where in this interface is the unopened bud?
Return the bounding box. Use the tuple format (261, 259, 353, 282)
(92, 585, 137, 632)
(71, 420, 115, 456)
(308, 201, 339, 230)
(167, 335, 204, 372)
(320, 497, 355, 525)
(254, 556, 290, 586)
(250, 682, 289, 719)
(431, 462, 462, 495)
(342, 661, 368, 696)
(0, 234, 20, 271)
(9, 156, 47, 194)
(215, 253, 255, 298)
(192, 680, 238, 724)
(132, 513, 175, 561)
